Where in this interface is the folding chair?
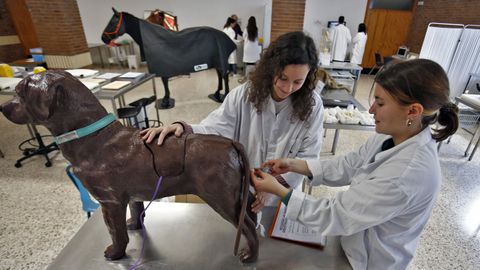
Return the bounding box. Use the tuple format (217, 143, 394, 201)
(368, 53, 384, 75)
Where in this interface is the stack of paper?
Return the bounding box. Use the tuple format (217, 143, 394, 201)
(119, 72, 144, 79)
(96, 73, 121, 80)
(80, 78, 106, 85)
(0, 77, 22, 91)
(65, 69, 99, 78)
(101, 80, 131, 90)
(80, 81, 99, 90)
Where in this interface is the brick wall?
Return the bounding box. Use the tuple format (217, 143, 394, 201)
(0, 0, 24, 62)
(407, 0, 480, 53)
(271, 0, 305, 42)
(25, 0, 88, 56)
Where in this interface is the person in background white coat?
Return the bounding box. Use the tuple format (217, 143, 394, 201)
(223, 17, 238, 75)
(350, 23, 368, 65)
(331, 16, 351, 62)
(242, 16, 261, 80)
(252, 59, 459, 269)
(141, 31, 324, 219)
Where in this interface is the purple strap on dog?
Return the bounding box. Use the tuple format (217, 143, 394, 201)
(128, 176, 163, 270)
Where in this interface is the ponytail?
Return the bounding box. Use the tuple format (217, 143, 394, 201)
(431, 102, 459, 142)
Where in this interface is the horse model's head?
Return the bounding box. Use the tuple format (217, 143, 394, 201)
(101, 8, 126, 46)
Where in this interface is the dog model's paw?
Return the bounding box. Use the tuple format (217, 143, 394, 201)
(104, 245, 126, 260)
(126, 217, 142, 230)
(238, 248, 257, 263)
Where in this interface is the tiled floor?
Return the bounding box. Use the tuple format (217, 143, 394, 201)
(0, 65, 479, 269)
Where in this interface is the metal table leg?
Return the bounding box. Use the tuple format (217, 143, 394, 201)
(467, 124, 480, 161)
(331, 129, 340, 155)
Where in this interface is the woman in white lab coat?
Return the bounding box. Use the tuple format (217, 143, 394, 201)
(350, 23, 367, 65)
(223, 17, 238, 75)
(141, 31, 324, 211)
(252, 59, 459, 269)
(242, 16, 261, 80)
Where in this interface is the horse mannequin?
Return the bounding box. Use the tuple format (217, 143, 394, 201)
(102, 8, 235, 108)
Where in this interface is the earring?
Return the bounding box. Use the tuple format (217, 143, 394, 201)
(406, 119, 412, 126)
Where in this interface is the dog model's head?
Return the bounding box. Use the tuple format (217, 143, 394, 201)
(0, 71, 105, 128)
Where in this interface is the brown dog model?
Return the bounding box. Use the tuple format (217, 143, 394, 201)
(0, 71, 258, 263)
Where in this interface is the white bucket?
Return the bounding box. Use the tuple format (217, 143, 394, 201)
(320, 52, 331, 66)
(127, 55, 139, 69)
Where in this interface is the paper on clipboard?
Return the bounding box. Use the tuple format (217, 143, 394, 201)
(269, 202, 326, 248)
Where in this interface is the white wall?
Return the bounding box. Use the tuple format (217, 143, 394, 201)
(303, 0, 368, 50)
(77, 0, 270, 44)
(77, 0, 367, 52)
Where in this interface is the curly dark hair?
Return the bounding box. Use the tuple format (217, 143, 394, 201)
(248, 31, 318, 121)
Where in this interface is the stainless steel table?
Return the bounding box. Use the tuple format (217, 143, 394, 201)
(322, 89, 376, 155)
(47, 202, 351, 270)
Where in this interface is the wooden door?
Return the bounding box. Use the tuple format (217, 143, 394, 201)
(5, 0, 40, 57)
(362, 6, 414, 68)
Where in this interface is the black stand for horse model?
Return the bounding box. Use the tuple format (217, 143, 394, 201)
(155, 68, 230, 109)
(14, 125, 59, 168)
(156, 77, 175, 109)
(207, 69, 230, 103)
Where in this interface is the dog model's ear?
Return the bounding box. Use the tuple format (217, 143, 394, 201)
(26, 78, 63, 122)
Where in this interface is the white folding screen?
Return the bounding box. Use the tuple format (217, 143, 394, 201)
(447, 25, 480, 98)
(419, 23, 463, 72)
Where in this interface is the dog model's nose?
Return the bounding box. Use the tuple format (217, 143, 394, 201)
(0, 105, 3, 112)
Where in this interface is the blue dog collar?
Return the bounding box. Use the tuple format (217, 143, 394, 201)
(54, 113, 117, 145)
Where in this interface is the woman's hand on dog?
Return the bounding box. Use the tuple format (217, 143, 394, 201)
(251, 169, 289, 197)
(250, 169, 290, 213)
(251, 191, 266, 213)
(140, 123, 184, 145)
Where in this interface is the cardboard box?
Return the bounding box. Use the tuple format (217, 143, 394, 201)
(175, 194, 205, 204)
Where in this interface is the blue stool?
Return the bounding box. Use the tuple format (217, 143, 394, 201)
(66, 165, 100, 218)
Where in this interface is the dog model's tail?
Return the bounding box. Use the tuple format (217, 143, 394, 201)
(232, 141, 252, 256)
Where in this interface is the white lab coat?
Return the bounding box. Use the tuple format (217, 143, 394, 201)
(223, 27, 237, 64)
(331, 24, 352, 62)
(242, 31, 261, 63)
(286, 128, 441, 270)
(351, 32, 367, 65)
(192, 83, 324, 206)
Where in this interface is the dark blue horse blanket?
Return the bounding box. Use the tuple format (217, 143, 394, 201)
(139, 21, 236, 78)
